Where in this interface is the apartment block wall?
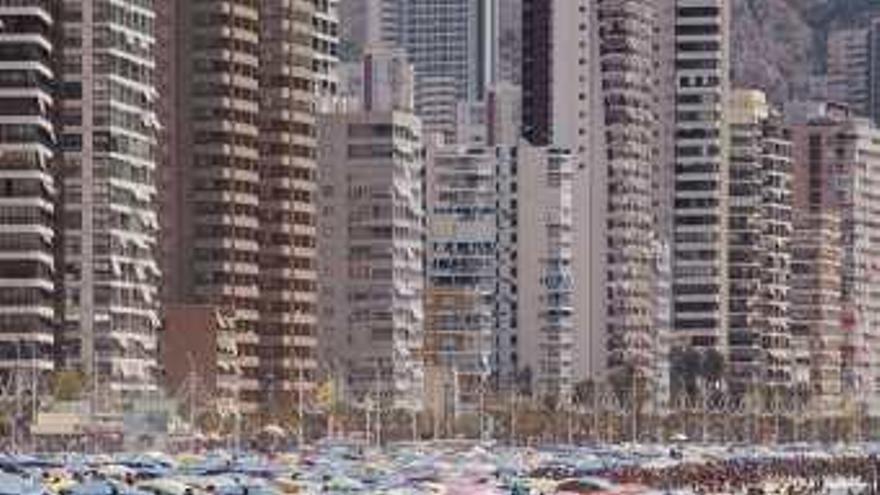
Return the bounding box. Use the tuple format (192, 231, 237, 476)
(317, 110, 426, 409)
(0, 1, 57, 387)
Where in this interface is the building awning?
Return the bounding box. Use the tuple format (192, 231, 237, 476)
(31, 413, 86, 435)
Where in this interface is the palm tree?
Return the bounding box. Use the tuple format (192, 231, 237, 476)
(669, 347, 726, 440)
(701, 349, 725, 384)
(700, 350, 725, 441)
(671, 347, 703, 399)
(606, 365, 653, 442)
(0, 410, 8, 441)
(573, 378, 597, 441)
(198, 409, 222, 437)
(51, 370, 86, 402)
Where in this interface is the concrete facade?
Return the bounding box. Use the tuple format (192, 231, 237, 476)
(597, 0, 661, 381)
(520, 0, 664, 389)
(59, 0, 162, 413)
(790, 105, 880, 413)
(790, 213, 843, 410)
(425, 146, 497, 410)
(160, 0, 263, 411)
(727, 90, 794, 393)
(158, 0, 333, 414)
(339, 0, 497, 143)
(258, 0, 324, 417)
(317, 110, 425, 409)
(161, 305, 239, 416)
(826, 27, 870, 117)
(499, 144, 576, 399)
(671, 0, 731, 351)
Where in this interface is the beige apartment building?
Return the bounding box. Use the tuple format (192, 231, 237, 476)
(596, 0, 660, 378)
(789, 102, 880, 414)
(790, 213, 843, 410)
(726, 90, 794, 394)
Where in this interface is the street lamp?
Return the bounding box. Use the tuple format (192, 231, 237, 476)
(12, 339, 21, 452)
(297, 355, 305, 446)
(565, 393, 573, 445)
(187, 352, 198, 452)
(631, 369, 639, 444)
(508, 389, 516, 445)
(372, 357, 384, 446)
(478, 356, 489, 443)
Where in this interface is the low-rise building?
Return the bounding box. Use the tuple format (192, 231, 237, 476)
(161, 305, 239, 417)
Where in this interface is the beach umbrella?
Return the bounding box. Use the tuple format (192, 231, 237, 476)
(44, 469, 76, 494)
(556, 476, 616, 493)
(0, 472, 43, 495)
(443, 478, 504, 495)
(173, 454, 200, 468)
(97, 464, 135, 481)
(90, 456, 113, 466)
(527, 477, 557, 493)
(262, 425, 286, 437)
(271, 477, 304, 494)
(325, 474, 365, 491)
(64, 480, 150, 495)
(136, 478, 198, 495)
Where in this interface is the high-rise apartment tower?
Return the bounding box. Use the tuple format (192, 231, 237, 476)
(671, 0, 731, 351)
(0, 0, 57, 389)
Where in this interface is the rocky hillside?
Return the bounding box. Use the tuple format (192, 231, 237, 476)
(731, 0, 880, 103)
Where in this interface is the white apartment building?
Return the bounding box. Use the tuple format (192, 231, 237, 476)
(521, 0, 664, 388)
(497, 143, 576, 399)
(59, 0, 162, 413)
(425, 145, 497, 411)
(0, 0, 56, 388)
(520, 0, 602, 388)
(400, 0, 496, 142)
(314, 0, 341, 98)
(317, 49, 425, 408)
